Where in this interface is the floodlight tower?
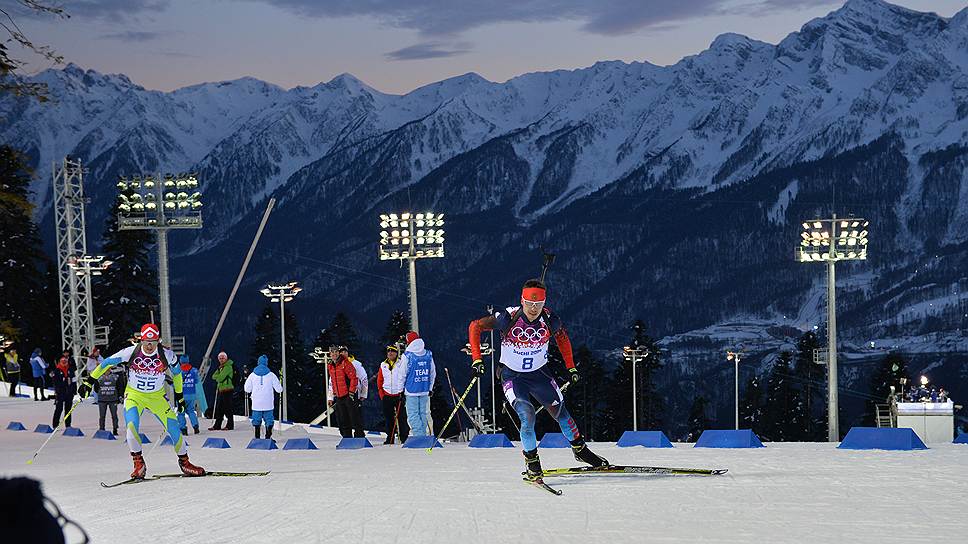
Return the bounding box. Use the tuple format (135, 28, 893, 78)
(623, 346, 649, 431)
(726, 350, 743, 430)
(378, 212, 445, 333)
(261, 282, 302, 422)
(53, 158, 113, 380)
(796, 215, 869, 441)
(116, 173, 202, 345)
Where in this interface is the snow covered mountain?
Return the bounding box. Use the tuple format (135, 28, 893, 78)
(3, 0, 967, 421)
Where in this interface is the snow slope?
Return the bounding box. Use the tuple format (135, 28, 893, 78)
(1, 395, 965, 543)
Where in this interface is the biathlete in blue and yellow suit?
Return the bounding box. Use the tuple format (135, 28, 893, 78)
(79, 323, 206, 479)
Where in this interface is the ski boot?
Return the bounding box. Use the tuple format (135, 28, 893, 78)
(192, 425, 200, 435)
(180, 427, 188, 436)
(571, 438, 609, 467)
(254, 426, 261, 439)
(177, 454, 206, 477)
(523, 448, 543, 480)
(130, 452, 147, 479)
(265, 425, 274, 442)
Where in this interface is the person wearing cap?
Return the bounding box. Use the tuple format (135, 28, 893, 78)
(377, 344, 408, 444)
(79, 323, 205, 479)
(176, 356, 201, 435)
(244, 354, 283, 441)
(467, 278, 609, 482)
(327, 345, 362, 438)
(209, 351, 236, 431)
(51, 350, 76, 428)
(399, 331, 436, 437)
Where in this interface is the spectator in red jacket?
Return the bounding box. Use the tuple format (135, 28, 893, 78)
(327, 346, 362, 438)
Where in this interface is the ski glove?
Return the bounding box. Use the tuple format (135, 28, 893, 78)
(472, 359, 486, 377)
(568, 368, 580, 384)
(78, 376, 97, 398)
(174, 391, 186, 413)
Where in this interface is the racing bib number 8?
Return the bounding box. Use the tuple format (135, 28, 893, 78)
(522, 357, 534, 370)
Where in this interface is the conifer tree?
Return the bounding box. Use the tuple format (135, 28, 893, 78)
(379, 310, 410, 349)
(762, 351, 806, 441)
(685, 395, 711, 442)
(740, 374, 765, 434)
(0, 146, 48, 351)
(604, 320, 664, 438)
(794, 331, 825, 440)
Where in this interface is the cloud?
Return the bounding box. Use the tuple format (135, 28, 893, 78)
(385, 41, 470, 61)
(256, 0, 747, 36)
(156, 50, 201, 59)
(99, 30, 164, 41)
(63, 0, 170, 20)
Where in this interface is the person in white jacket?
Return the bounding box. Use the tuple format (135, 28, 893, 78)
(347, 352, 368, 400)
(243, 354, 283, 441)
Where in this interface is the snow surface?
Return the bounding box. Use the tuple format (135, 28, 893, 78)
(1, 394, 966, 543)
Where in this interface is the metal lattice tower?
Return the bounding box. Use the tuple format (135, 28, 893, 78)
(53, 158, 95, 380)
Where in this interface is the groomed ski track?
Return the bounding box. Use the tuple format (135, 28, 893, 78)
(1, 396, 964, 543)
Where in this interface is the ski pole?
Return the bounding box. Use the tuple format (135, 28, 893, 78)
(534, 381, 571, 416)
(427, 376, 478, 453)
(26, 396, 85, 465)
(389, 396, 404, 444)
(444, 368, 465, 439)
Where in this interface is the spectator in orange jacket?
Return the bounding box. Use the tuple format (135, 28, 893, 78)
(327, 346, 362, 438)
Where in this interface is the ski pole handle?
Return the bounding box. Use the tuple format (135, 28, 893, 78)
(428, 376, 478, 453)
(27, 395, 85, 465)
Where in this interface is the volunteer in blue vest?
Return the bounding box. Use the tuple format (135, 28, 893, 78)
(400, 331, 436, 437)
(177, 355, 201, 435)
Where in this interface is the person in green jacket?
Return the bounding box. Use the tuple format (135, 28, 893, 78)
(208, 351, 235, 430)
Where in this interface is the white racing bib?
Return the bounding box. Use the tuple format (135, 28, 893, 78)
(127, 349, 169, 394)
(500, 310, 553, 373)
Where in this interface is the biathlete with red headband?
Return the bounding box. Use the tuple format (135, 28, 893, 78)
(467, 278, 608, 481)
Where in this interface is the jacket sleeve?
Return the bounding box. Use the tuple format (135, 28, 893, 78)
(376, 366, 385, 399)
(243, 374, 254, 393)
(429, 354, 436, 391)
(554, 328, 575, 370)
(346, 362, 357, 394)
(468, 315, 497, 361)
(167, 349, 183, 394)
(273, 374, 283, 393)
(91, 346, 133, 379)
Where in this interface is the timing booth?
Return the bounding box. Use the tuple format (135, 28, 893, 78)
(896, 401, 954, 443)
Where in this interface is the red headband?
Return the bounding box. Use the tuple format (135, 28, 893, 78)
(522, 287, 546, 302)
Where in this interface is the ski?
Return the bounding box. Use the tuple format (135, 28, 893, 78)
(152, 470, 270, 479)
(532, 465, 728, 477)
(523, 477, 563, 496)
(100, 476, 159, 488)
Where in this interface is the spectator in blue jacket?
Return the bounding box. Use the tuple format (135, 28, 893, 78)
(30, 348, 49, 401)
(400, 331, 436, 437)
(177, 356, 201, 435)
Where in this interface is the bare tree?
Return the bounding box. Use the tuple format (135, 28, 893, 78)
(1, 1, 68, 102)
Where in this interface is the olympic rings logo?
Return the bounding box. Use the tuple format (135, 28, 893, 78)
(132, 355, 163, 373)
(509, 326, 549, 343)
